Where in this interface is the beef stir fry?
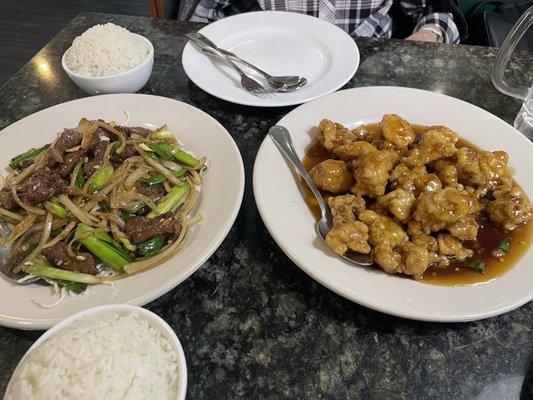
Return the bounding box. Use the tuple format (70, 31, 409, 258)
(0, 119, 205, 294)
(308, 114, 532, 278)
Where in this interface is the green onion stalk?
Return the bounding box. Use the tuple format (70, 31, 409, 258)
(75, 224, 132, 271)
(149, 142, 200, 167)
(9, 144, 50, 169)
(23, 258, 101, 284)
(144, 168, 187, 186)
(147, 183, 190, 218)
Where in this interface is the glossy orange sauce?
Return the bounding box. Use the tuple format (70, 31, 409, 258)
(302, 123, 533, 286)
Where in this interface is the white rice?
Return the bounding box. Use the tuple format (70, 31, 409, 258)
(5, 313, 179, 400)
(65, 23, 150, 77)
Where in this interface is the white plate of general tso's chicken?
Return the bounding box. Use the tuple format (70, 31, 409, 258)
(254, 86, 533, 322)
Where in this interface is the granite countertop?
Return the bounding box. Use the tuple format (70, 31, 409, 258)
(0, 12, 532, 400)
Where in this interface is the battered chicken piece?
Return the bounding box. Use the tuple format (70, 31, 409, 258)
(380, 114, 415, 149)
(486, 186, 533, 230)
(448, 216, 478, 240)
(400, 242, 430, 277)
(326, 222, 371, 255)
(359, 210, 408, 273)
(309, 160, 354, 194)
(373, 188, 415, 223)
(456, 147, 482, 186)
(328, 195, 366, 224)
(316, 119, 355, 152)
(326, 194, 370, 255)
(389, 164, 442, 196)
(431, 159, 458, 186)
(410, 232, 439, 253)
(479, 150, 512, 189)
(333, 141, 377, 161)
(456, 148, 512, 190)
(403, 126, 458, 167)
(352, 123, 382, 143)
(437, 234, 473, 261)
(352, 149, 397, 198)
(413, 187, 481, 234)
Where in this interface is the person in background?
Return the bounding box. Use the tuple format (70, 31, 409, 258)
(190, 0, 460, 43)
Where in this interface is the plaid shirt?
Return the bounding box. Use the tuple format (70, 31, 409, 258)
(190, 0, 460, 43)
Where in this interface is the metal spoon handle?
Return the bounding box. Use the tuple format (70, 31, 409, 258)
(188, 32, 271, 77)
(185, 34, 248, 79)
(269, 126, 328, 220)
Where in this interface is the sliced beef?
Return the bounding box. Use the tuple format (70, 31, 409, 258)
(57, 149, 86, 178)
(125, 213, 181, 244)
(135, 181, 167, 201)
(83, 142, 107, 177)
(115, 125, 152, 138)
(114, 144, 137, 162)
(18, 168, 67, 205)
(42, 242, 98, 275)
(56, 128, 83, 152)
(19, 157, 36, 170)
(0, 187, 18, 210)
(0, 214, 20, 225)
(8, 232, 41, 267)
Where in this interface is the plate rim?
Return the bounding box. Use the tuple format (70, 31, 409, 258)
(0, 93, 245, 330)
(181, 10, 360, 107)
(253, 85, 533, 322)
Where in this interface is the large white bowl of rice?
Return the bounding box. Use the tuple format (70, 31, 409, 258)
(4, 305, 187, 400)
(62, 23, 154, 95)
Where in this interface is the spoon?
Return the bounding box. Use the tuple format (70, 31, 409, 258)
(269, 125, 374, 267)
(185, 32, 307, 92)
(0, 222, 40, 285)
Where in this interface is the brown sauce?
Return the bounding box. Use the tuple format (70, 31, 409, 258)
(301, 124, 533, 286)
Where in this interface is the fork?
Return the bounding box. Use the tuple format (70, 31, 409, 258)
(185, 33, 269, 94)
(187, 32, 307, 91)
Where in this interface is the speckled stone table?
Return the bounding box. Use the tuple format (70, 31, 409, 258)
(0, 12, 532, 400)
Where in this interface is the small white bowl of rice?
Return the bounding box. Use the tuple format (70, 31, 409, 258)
(4, 305, 187, 400)
(62, 23, 154, 95)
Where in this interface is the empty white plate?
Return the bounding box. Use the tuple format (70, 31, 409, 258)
(181, 11, 359, 107)
(253, 86, 533, 322)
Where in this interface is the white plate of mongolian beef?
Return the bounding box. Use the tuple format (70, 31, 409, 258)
(0, 94, 244, 329)
(254, 87, 533, 322)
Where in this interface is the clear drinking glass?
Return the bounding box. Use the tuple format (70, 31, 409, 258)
(491, 6, 533, 137)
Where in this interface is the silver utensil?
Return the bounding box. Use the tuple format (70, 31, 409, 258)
(269, 125, 374, 267)
(185, 33, 271, 94)
(187, 32, 307, 91)
(0, 222, 40, 285)
(185, 32, 307, 93)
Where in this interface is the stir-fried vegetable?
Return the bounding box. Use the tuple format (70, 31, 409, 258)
(119, 210, 135, 222)
(149, 142, 175, 160)
(149, 125, 173, 140)
(53, 279, 88, 294)
(75, 224, 132, 271)
(498, 239, 510, 253)
(9, 144, 50, 169)
(144, 168, 187, 186)
(44, 201, 69, 219)
(149, 142, 200, 167)
(138, 236, 167, 257)
(89, 165, 113, 193)
(23, 258, 101, 284)
(147, 184, 190, 217)
(75, 168, 85, 188)
(467, 261, 486, 273)
(174, 150, 200, 167)
(0, 119, 205, 304)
